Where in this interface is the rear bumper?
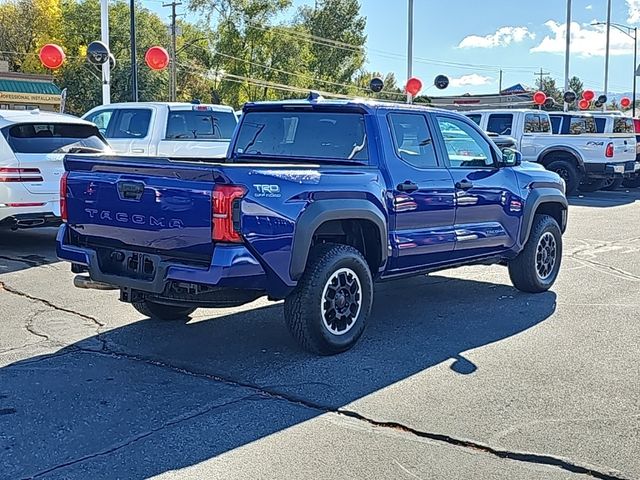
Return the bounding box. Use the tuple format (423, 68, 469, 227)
(56, 224, 272, 295)
(0, 212, 61, 229)
(584, 161, 639, 178)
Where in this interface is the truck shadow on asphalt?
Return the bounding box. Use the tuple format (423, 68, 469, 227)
(0, 228, 58, 275)
(568, 188, 640, 207)
(1, 275, 557, 479)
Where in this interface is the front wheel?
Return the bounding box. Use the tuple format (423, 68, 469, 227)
(284, 243, 373, 355)
(132, 299, 196, 321)
(508, 214, 563, 293)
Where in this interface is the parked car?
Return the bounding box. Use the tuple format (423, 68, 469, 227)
(0, 109, 110, 230)
(82, 102, 238, 159)
(58, 96, 568, 355)
(467, 109, 637, 194)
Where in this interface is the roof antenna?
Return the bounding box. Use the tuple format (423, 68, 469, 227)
(307, 91, 323, 101)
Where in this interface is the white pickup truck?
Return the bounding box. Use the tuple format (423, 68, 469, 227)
(466, 109, 639, 194)
(82, 102, 238, 159)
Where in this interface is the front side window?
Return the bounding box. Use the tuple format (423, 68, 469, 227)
(166, 110, 237, 140)
(85, 109, 114, 135)
(466, 114, 481, 126)
(486, 113, 513, 135)
(569, 116, 597, 134)
(437, 116, 494, 168)
(110, 109, 152, 138)
(613, 117, 634, 133)
(233, 111, 368, 162)
(2, 123, 109, 154)
(524, 114, 551, 133)
(388, 113, 438, 168)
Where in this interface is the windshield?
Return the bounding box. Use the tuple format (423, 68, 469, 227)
(2, 123, 110, 154)
(233, 111, 368, 162)
(166, 109, 237, 140)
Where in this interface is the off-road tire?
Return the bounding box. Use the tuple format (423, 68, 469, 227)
(546, 159, 580, 195)
(579, 178, 606, 193)
(284, 243, 373, 355)
(622, 176, 640, 188)
(508, 214, 562, 293)
(601, 177, 624, 191)
(132, 300, 196, 321)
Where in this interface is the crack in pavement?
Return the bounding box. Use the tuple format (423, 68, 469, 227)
(569, 256, 640, 283)
(22, 396, 253, 480)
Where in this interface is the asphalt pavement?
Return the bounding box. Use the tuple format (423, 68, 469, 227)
(1, 189, 639, 480)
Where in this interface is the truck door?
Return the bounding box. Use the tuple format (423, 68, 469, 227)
(383, 112, 456, 273)
(433, 114, 521, 258)
(87, 108, 153, 155)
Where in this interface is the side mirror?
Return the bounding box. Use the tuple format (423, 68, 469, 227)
(501, 148, 522, 167)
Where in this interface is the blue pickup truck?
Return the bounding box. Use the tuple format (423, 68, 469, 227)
(58, 97, 568, 355)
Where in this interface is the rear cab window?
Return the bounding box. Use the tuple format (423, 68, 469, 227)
(486, 113, 513, 135)
(1, 123, 109, 154)
(232, 110, 368, 163)
(613, 117, 634, 133)
(568, 116, 597, 134)
(166, 107, 237, 140)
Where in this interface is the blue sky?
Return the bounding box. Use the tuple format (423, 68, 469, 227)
(144, 0, 640, 96)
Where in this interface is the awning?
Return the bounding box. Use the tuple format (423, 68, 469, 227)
(0, 78, 61, 104)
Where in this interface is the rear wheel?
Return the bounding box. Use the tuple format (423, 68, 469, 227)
(600, 177, 624, 191)
(284, 243, 373, 355)
(132, 299, 196, 321)
(622, 176, 640, 188)
(578, 178, 606, 193)
(546, 159, 580, 195)
(508, 214, 562, 293)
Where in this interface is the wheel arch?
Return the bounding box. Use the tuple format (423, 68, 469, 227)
(537, 147, 584, 170)
(519, 189, 568, 246)
(290, 200, 388, 280)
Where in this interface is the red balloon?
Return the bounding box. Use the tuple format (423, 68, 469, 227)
(405, 77, 423, 96)
(145, 46, 170, 70)
(620, 96, 632, 108)
(578, 98, 590, 110)
(39, 44, 65, 70)
(582, 89, 595, 102)
(533, 91, 547, 105)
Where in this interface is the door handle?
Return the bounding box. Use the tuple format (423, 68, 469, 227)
(455, 179, 474, 191)
(397, 181, 419, 193)
(131, 148, 145, 153)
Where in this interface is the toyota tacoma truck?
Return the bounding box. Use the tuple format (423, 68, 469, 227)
(58, 96, 568, 355)
(467, 109, 637, 194)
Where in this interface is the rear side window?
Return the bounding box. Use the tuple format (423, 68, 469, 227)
(166, 110, 237, 140)
(110, 109, 152, 138)
(1, 123, 109, 154)
(233, 111, 368, 162)
(569, 116, 597, 134)
(593, 117, 606, 133)
(466, 114, 481, 126)
(524, 113, 551, 133)
(486, 114, 513, 135)
(550, 116, 562, 134)
(613, 117, 634, 133)
(388, 113, 438, 168)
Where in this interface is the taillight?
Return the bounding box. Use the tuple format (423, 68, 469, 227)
(605, 142, 614, 158)
(633, 118, 640, 133)
(60, 172, 69, 222)
(212, 184, 246, 242)
(0, 168, 44, 182)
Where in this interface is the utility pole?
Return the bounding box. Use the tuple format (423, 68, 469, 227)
(537, 68, 550, 89)
(130, 0, 138, 101)
(498, 69, 503, 94)
(564, 0, 571, 111)
(406, 0, 413, 104)
(604, 0, 612, 111)
(164, 1, 182, 102)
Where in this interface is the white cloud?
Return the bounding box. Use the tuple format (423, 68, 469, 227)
(449, 74, 493, 88)
(586, 4, 593, 10)
(627, 0, 640, 24)
(531, 21, 634, 56)
(458, 26, 535, 49)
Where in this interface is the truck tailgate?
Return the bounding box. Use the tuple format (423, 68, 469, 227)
(64, 155, 218, 259)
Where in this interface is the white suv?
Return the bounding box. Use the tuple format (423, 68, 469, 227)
(0, 109, 110, 229)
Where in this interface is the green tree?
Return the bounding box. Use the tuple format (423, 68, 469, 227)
(568, 75, 584, 99)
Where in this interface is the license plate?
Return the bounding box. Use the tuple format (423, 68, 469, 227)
(613, 165, 624, 173)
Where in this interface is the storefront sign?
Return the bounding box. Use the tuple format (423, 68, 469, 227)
(0, 91, 61, 105)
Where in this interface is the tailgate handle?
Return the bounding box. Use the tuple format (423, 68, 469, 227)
(117, 181, 145, 201)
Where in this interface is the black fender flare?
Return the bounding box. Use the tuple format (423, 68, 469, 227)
(519, 188, 568, 246)
(537, 146, 585, 170)
(289, 199, 388, 280)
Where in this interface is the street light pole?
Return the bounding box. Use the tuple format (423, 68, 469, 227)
(604, 0, 612, 111)
(564, 0, 571, 112)
(130, 0, 138, 102)
(100, 0, 110, 105)
(406, 0, 413, 104)
(633, 27, 637, 117)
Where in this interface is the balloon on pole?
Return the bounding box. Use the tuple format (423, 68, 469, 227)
(434, 75, 449, 90)
(533, 91, 547, 105)
(620, 97, 632, 108)
(582, 89, 595, 102)
(86, 41, 110, 66)
(578, 98, 590, 110)
(39, 44, 65, 69)
(145, 46, 170, 70)
(369, 77, 384, 93)
(405, 77, 423, 97)
(563, 91, 576, 104)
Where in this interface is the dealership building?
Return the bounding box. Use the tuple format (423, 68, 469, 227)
(0, 62, 62, 112)
(429, 84, 534, 111)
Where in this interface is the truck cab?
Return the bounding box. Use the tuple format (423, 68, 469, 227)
(82, 102, 238, 159)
